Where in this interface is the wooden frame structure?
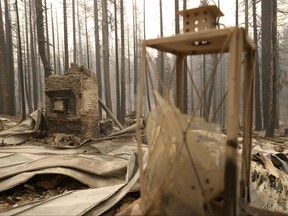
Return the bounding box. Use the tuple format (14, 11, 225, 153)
(136, 27, 256, 215)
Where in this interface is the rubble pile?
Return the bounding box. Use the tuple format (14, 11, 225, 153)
(0, 174, 88, 212)
(44, 133, 82, 147)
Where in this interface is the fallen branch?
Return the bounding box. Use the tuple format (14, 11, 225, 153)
(98, 97, 124, 130)
(108, 120, 145, 137)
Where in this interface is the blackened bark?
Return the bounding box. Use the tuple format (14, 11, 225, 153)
(94, 0, 102, 119)
(253, 0, 262, 131)
(35, 0, 52, 77)
(102, 0, 113, 111)
(4, 0, 15, 115)
(261, 0, 271, 129)
(265, 0, 277, 138)
(63, 0, 69, 72)
(15, 0, 26, 120)
(30, 0, 39, 109)
(175, 0, 179, 34)
(0, 0, 9, 114)
(114, 0, 121, 121)
(120, 0, 126, 124)
(159, 0, 164, 96)
(72, 0, 76, 63)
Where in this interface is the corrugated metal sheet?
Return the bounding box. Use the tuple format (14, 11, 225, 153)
(0, 139, 147, 215)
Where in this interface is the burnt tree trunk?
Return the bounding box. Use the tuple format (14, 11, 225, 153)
(25, 1, 33, 113)
(261, 0, 271, 129)
(120, 0, 126, 124)
(44, 0, 50, 67)
(102, 0, 113, 111)
(0, 0, 9, 114)
(51, 5, 56, 73)
(15, 0, 26, 120)
(175, 0, 179, 34)
(133, 0, 138, 110)
(35, 0, 52, 77)
(94, 0, 102, 119)
(30, 0, 39, 109)
(4, 0, 15, 115)
(72, 0, 76, 63)
(253, 0, 262, 131)
(159, 0, 164, 96)
(265, 0, 277, 138)
(114, 0, 121, 121)
(63, 0, 69, 72)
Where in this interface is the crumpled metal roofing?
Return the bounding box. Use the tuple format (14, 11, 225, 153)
(0, 138, 146, 215)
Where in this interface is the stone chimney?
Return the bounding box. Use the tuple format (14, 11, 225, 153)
(45, 63, 99, 141)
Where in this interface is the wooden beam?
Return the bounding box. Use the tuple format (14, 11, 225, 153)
(224, 28, 244, 215)
(176, 55, 183, 111)
(241, 46, 255, 204)
(98, 97, 124, 130)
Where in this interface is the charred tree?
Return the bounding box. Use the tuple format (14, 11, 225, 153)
(51, 5, 56, 73)
(77, 3, 84, 65)
(265, 0, 277, 138)
(253, 0, 262, 130)
(120, 0, 126, 123)
(94, 0, 102, 119)
(102, 0, 113, 111)
(133, 0, 138, 110)
(56, 9, 62, 74)
(44, 0, 50, 67)
(261, 0, 272, 129)
(4, 0, 15, 115)
(25, 0, 33, 113)
(143, 0, 151, 112)
(183, 0, 188, 113)
(35, 0, 52, 77)
(175, 0, 179, 34)
(15, 0, 26, 120)
(235, 0, 238, 26)
(63, 0, 69, 72)
(114, 0, 121, 121)
(84, 0, 90, 68)
(0, 0, 9, 114)
(72, 0, 77, 63)
(30, 0, 39, 109)
(158, 0, 164, 96)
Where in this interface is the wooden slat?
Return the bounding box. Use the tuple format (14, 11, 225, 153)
(144, 28, 238, 55)
(241, 46, 255, 204)
(176, 55, 183, 110)
(224, 28, 244, 215)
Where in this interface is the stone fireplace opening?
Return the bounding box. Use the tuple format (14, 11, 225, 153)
(45, 64, 99, 141)
(46, 89, 76, 114)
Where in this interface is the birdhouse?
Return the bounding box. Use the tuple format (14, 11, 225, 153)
(178, 5, 224, 33)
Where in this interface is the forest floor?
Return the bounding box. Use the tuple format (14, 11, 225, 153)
(0, 114, 139, 215)
(0, 114, 21, 123)
(0, 114, 288, 214)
